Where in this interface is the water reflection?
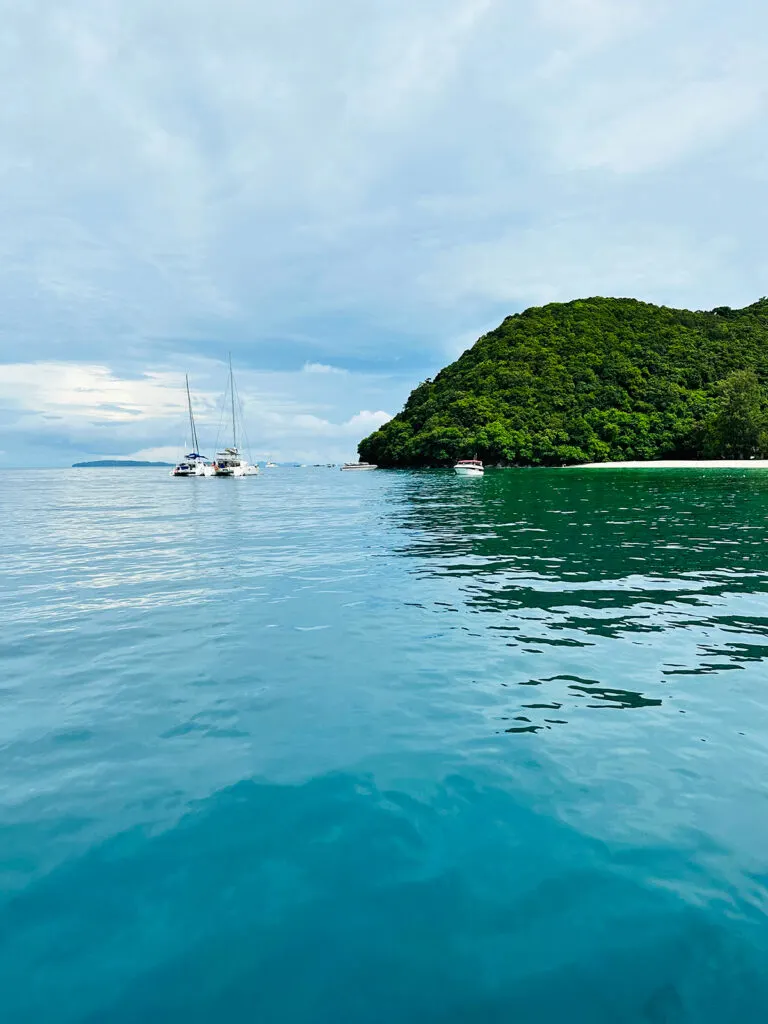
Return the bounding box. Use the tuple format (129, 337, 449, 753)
(5, 468, 768, 1021)
(494, 674, 664, 734)
(392, 468, 768, 578)
(387, 468, 768, 736)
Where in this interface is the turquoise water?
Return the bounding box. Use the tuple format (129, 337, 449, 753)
(3, 467, 768, 1022)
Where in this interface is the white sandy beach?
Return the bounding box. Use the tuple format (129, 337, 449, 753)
(577, 460, 768, 469)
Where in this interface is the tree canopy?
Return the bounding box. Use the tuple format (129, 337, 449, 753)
(358, 297, 768, 466)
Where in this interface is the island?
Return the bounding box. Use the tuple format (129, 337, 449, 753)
(72, 460, 174, 468)
(358, 297, 768, 467)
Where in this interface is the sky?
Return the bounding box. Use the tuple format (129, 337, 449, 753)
(1, 0, 767, 466)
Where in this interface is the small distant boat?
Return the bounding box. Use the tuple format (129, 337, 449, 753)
(341, 461, 377, 471)
(265, 458, 278, 469)
(172, 374, 214, 477)
(454, 458, 484, 477)
(212, 356, 259, 478)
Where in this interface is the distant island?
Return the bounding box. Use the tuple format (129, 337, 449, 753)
(72, 460, 174, 468)
(359, 297, 768, 467)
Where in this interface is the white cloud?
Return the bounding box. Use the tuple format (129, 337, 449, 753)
(2, 0, 768, 464)
(283, 410, 391, 437)
(302, 362, 348, 375)
(126, 446, 182, 463)
(0, 362, 195, 422)
(535, 0, 651, 43)
(421, 218, 737, 311)
(548, 68, 767, 175)
(0, 357, 397, 465)
(342, 410, 392, 433)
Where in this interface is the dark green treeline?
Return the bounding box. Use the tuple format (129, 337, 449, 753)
(359, 297, 768, 466)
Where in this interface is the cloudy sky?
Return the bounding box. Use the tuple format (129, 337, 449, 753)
(2, 0, 767, 465)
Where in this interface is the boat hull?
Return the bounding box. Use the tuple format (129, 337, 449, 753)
(172, 464, 214, 477)
(214, 464, 259, 477)
(454, 466, 484, 476)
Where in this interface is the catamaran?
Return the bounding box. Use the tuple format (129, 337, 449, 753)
(213, 356, 259, 477)
(171, 374, 214, 477)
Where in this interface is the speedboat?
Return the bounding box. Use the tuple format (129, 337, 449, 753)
(340, 461, 377, 471)
(454, 458, 484, 477)
(213, 447, 259, 477)
(265, 459, 278, 469)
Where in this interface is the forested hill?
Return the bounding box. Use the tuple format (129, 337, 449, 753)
(358, 297, 768, 466)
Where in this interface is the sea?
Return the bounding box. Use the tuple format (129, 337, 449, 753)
(2, 466, 768, 1023)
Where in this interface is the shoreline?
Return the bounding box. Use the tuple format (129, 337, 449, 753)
(574, 459, 768, 469)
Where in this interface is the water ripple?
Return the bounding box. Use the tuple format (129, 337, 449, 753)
(2, 467, 768, 1022)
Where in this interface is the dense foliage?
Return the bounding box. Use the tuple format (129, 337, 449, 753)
(358, 297, 768, 466)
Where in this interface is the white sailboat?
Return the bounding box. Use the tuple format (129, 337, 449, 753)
(213, 356, 259, 477)
(171, 374, 214, 477)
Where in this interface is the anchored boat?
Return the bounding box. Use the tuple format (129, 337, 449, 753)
(212, 355, 259, 477)
(453, 458, 484, 477)
(171, 375, 214, 477)
(213, 447, 258, 477)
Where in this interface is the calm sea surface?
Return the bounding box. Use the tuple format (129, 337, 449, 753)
(2, 466, 768, 1022)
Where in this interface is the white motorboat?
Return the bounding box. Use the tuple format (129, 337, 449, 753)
(453, 458, 484, 477)
(340, 461, 377, 471)
(171, 374, 215, 477)
(265, 459, 278, 469)
(212, 355, 259, 478)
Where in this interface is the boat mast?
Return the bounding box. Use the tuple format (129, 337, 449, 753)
(185, 374, 200, 453)
(229, 352, 237, 449)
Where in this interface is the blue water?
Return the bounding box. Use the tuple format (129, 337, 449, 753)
(2, 467, 768, 1022)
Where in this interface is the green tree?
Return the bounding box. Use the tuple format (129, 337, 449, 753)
(358, 297, 768, 467)
(703, 370, 767, 458)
